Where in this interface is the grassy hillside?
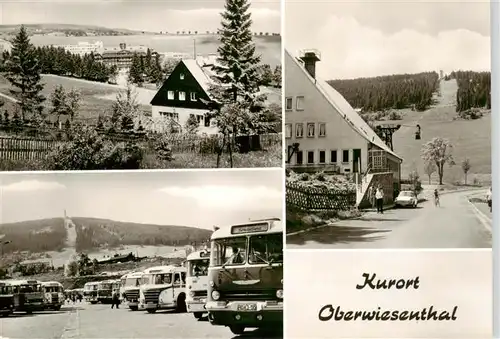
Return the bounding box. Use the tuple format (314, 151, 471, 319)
(0, 217, 212, 255)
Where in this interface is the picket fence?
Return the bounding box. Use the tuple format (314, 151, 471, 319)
(0, 137, 61, 161)
(286, 181, 357, 212)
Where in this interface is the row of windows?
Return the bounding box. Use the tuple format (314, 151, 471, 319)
(159, 112, 212, 127)
(285, 96, 304, 111)
(285, 122, 326, 138)
(288, 149, 350, 165)
(167, 90, 197, 101)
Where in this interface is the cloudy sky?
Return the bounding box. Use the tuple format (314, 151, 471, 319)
(286, 0, 490, 79)
(0, 170, 282, 230)
(0, 0, 280, 33)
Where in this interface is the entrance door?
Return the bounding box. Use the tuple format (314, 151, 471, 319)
(353, 149, 361, 173)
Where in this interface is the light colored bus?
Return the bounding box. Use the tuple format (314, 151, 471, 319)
(41, 281, 64, 310)
(205, 218, 283, 335)
(185, 249, 210, 319)
(138, 265, 187, 314)
(120, 271, 143, 311)
(83, 281, 99, 304)
(8, 279, 45, 314)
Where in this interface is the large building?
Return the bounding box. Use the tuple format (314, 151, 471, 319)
(94, 43, 157, 69)
(0, 39, 12, 54)
(149, 56, 218, 134)
(285, 48, 403, 205)
(56, 41, 104, 56)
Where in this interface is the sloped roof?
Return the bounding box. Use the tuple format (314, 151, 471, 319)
(286, 49, 402, 161)
(182, 58, 216, 95)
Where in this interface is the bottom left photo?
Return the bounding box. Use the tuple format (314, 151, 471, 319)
(0, 169, 283, 339)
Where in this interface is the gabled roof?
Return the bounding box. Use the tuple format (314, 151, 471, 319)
(286, 49, 403, 161)
(182, 58, 216, 95)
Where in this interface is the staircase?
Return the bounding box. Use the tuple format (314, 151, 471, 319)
(356, 172, 374, 207)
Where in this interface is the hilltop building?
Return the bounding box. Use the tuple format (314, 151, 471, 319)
(56, 41, 104, 56)
(285, 48, 403, 207)
(94, 42, 157, 69)
(0, 39, 12, 55)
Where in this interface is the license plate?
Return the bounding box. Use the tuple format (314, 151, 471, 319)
(237, 303, 257, 311)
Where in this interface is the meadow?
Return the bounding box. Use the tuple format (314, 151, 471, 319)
(390, 79, 491, 184)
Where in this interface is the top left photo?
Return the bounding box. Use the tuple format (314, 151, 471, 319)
(0, 0, 282, 171)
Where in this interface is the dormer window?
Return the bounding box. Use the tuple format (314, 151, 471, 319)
(180, 73, 185, 80)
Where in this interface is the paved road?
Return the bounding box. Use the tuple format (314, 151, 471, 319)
(0, 302, 282, 339)
(287, 189, 492, 249)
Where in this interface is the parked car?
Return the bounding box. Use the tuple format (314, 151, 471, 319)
(395, 191, 418, 208)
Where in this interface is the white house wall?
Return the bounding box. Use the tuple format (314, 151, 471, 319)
(285, 51, 368, 174)
(151, 105, 218, 134)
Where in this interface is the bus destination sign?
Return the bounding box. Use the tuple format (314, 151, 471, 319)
(231, 222, 269, 235)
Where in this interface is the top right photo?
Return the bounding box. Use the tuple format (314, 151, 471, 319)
(285, 0, 492, 249)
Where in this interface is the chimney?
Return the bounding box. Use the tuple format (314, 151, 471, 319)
(299, 49, 321, 78)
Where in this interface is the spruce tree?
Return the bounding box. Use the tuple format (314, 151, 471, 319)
(211, 0, 262, 103)
(5, 25, 46, 121)
(128, 54, 143, 86)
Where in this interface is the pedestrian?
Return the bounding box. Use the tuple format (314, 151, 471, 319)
(487, 186, 492, 212)
(375, 186, 384, 214)
(111, 290, 120, 309)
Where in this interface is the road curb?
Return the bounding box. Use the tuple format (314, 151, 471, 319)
(467, 199, 492, 233)
(286, 215, 364, 237)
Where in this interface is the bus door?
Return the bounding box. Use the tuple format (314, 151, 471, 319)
(172, 272, 185, 299)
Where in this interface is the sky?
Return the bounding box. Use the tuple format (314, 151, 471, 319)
(0, 170, 283, 230)
(285, 0, 490, 79)
(0, 0, 280, 34)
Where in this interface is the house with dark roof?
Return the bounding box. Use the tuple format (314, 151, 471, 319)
(149, 57, 219, 134)
(285, 49, 404, 206)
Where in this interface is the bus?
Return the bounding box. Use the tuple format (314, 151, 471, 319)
(0, 281, 14, 317)
(185, 249, 210, 319)
(138, 265, 187, 314)
(41, 281, 64, 310)
(83, 282, 99, 304)
(97, 280, 114, 304)
(8, 279, 45, 314)
(120, 271, 143, 311)
(205, 218, 283, 335)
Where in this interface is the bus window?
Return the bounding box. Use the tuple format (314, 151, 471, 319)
(248, 233, 283, 265)
(189, 259, 209, 276)
(210, 237, 247, 266)
(154, 274, 171, 285)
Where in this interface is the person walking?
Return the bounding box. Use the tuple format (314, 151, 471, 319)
(487, 186, 492, 212)
(111, 290, 120, 309)
(375, 186, 384, 214)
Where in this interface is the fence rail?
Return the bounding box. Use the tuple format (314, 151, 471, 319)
(0, 137, 61, 161)
(286, 181, 356, 212)
(0, 132, 282, 161)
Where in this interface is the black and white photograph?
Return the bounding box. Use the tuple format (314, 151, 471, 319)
(284, 0, 492, 249)
(0, 169, 283, 338)
(0, 0, 281, 170)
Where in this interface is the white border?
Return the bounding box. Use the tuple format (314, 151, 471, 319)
(492, 0, 499, 336)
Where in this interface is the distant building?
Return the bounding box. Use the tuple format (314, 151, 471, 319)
(94, 42, 157, 69)
(56, 41, 104, 56)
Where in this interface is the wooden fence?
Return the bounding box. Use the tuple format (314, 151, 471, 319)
(286, 181, 357, 212)
(0, 137, 61, 161)
(0, 133, 282, 161)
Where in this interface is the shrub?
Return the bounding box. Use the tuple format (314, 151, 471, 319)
(46, 125, 146, 170)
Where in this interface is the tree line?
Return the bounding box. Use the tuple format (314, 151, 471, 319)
(449, 70, 491, 112)
(327, 72, 440, 112)
(128, 48, 164, 86)
(2, 45, 118, 83)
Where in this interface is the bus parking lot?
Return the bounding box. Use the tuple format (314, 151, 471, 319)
(0, 301, 282, 339)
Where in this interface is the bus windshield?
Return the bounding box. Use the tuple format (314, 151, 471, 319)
(19, 284, 41, 293)
(125, 277, 141, 287)
(44, 286, 61, 293)
(248, 233, 283, 264)
(188, 259, 209, 277)
(210, 236, 247, 267)
(99, 283, 112, 290)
